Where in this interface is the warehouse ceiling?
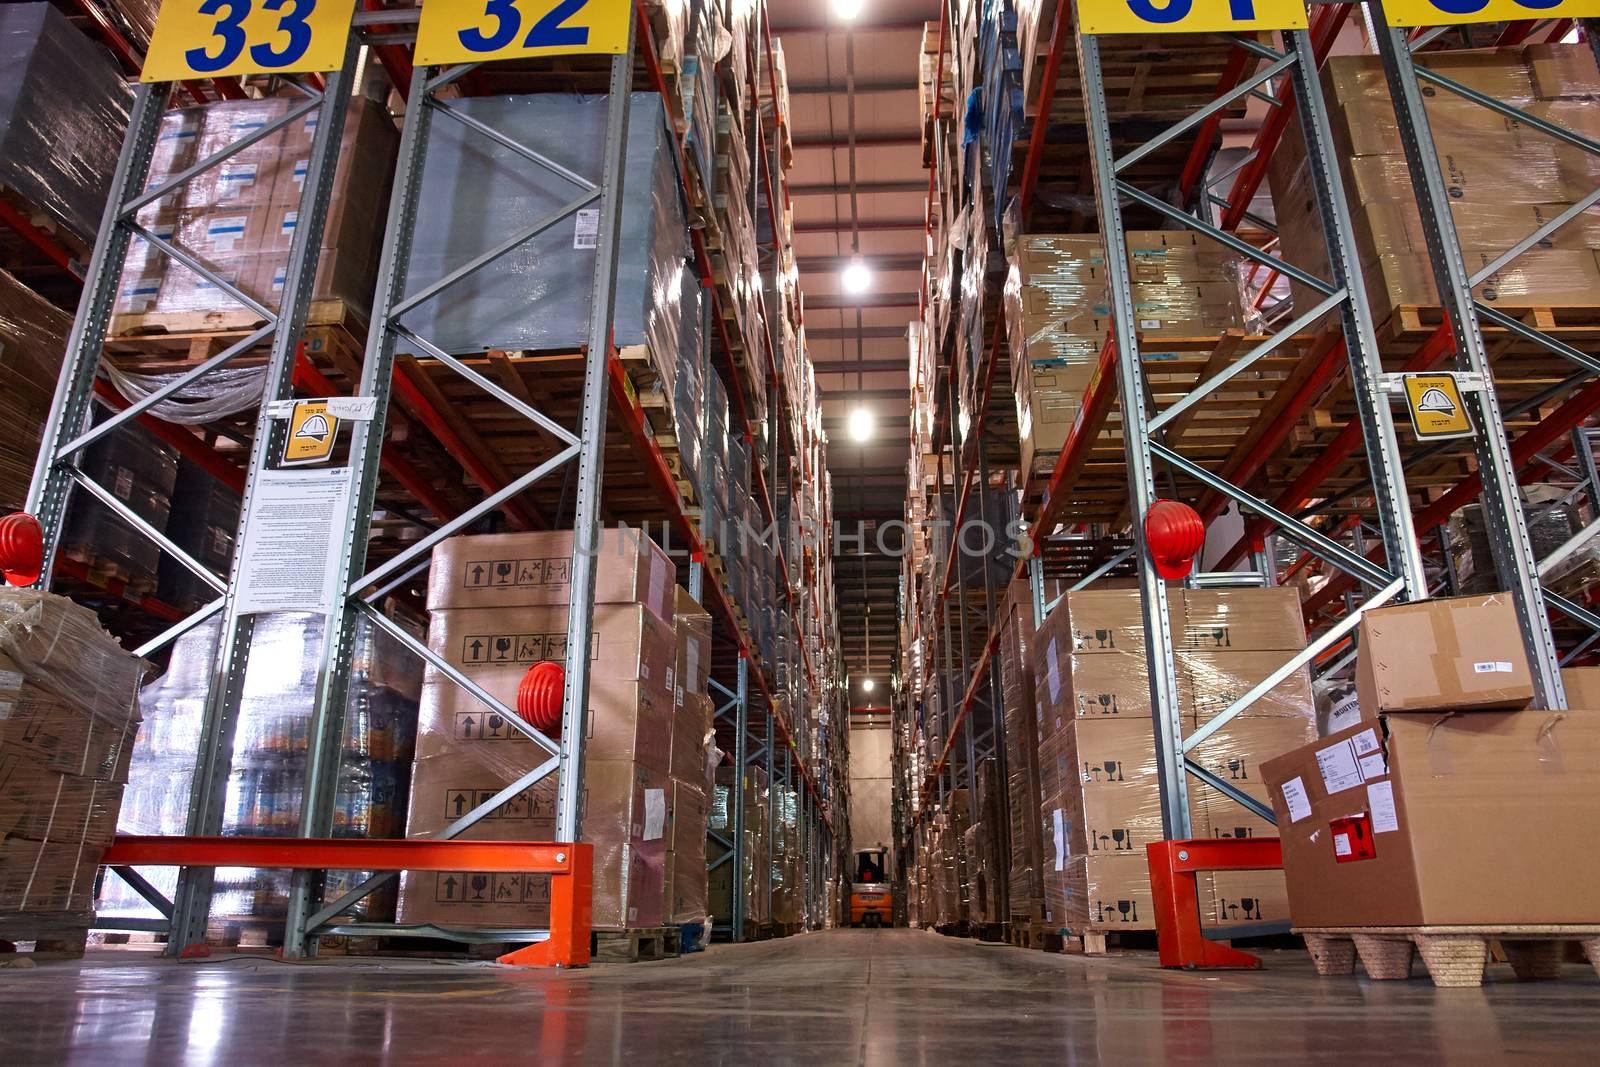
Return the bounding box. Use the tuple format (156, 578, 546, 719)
(772, 1, 931, 707)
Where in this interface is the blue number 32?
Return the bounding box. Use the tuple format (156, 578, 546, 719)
(458, 0, 590, 53)
(184, 0, 318, 73)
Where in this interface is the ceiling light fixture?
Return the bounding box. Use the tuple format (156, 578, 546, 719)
(834, 0, 865, 20)
(848, 406, 875, 442)
(841, 257, 873, 294)
(862, 678, 875, 692)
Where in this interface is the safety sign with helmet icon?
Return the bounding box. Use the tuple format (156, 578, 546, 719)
(1402, 373, 1475, 441)
(282, 400, 342, 465)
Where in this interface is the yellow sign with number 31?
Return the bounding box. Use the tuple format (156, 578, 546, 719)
(142, 0, 356, 82)
(1381, 0, 1600, 28)
(415, 0, 631, 65)
(1080, 0, 1308, 35)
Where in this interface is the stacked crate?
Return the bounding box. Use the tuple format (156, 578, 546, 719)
(1271, 46, 1600, 326)
(1031, 587, 1316, 942)
(1004, 230, 1253, 477)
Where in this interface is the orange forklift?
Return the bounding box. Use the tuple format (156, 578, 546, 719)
(849, 848, 893, 927)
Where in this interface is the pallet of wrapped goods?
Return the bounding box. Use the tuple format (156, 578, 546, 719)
(0, 588, 146, 956)
(0, 3, 133, 259)
(0, 269, 70, 512)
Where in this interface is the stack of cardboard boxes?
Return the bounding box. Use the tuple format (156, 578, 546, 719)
(1004, 231, 1252, 477)
(397, 527, 683, 932)
(1264, 594, 1600, 930)
(1272, 46, 1600, 326)
(1031, 586, 1316, 939)
(0, 590, 144, 917)
(114, 96, 398, 322)
(998, 582, 1046, 924)
(709, 764, 769, 928)
(664, 589, 712, 928)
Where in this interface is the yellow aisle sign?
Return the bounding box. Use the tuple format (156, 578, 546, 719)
(283, 400, 341, 465)
(1080, 0, 1308, 35)
(415, 0, 631, 65)
(143, 0, 357, 83)
(1403, 374, 1475, 440)
(1382, 0, 1600, 29)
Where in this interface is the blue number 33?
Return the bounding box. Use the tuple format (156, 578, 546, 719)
(185, 0, 318, 73)
(458, 0, 590, 52)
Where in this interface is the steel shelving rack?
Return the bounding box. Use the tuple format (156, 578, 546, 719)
(21, 0, 845, 956)
(898, 1, 1600, 884)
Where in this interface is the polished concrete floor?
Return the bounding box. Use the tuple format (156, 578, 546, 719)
(4, 928, 1599, 1064)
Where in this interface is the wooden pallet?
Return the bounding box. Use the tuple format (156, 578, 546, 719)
(0, 913, 91, 964)
(1006, 918, 1065, 953)
(1299, 925, 1600, 989)
(593, 926, 682, 963)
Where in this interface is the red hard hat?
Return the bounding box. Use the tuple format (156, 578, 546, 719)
(1144, 500, 1205, 581)
(517, 660, 565, 734)
(0, 513, 44, 587)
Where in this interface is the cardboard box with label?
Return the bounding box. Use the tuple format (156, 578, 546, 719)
(426, 527, 676, 620)
(1355, 593, 1534, 716)
(399, 758, 666, 930)
(1181, 587, 1305, 652)
(1262, 712, 1600, 927)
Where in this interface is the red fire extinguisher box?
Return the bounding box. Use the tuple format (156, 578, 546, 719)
(1260, 711, 1600, 928)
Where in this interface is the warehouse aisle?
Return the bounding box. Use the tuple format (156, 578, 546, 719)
(6, 930, 1600, 1063)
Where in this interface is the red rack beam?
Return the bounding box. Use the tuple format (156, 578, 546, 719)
(103, 836, 593, 967)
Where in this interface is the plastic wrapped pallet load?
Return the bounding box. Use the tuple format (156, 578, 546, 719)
(0, 269, 70, 512)
(397, 93, 690, 365)
(0, 590, 145, 920)
(0, 2, 133, 244)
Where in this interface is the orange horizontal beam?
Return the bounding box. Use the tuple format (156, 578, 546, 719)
(104, 835, 579, 873)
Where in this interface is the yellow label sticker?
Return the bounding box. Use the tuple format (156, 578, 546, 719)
(143, 0, 356, 83)
(1403, 373, 1474, 440)
(283, 400, 340, 465)
(1080, 0, 1308, 35)
(1381, 0, 1600, 29)
(414, 0, 630, 65)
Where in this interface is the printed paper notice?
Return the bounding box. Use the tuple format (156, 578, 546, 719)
(1315, 739, 1364, 794)
(1280, 776, 1312, 823)
(234, 468, 351, 615)
(1367, 780, 1400, 834)
(1358, 752, 1389, 780)
(1052, 809, 1067, 871)
(643, 788, 666, 841)
(1046, 638, 1062, 704)
(1333, 832, 1353, 857)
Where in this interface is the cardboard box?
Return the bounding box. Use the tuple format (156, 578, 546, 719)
(399, 758, 666, 930)
(0, 753, 123, 847)
(1262, 712, 1600, 927)
(1355, 593, 1533, 715)
(664, 776, 708, 924)
(0, 836, 99, 912)
(1050, 854, 1156, 931)
(1561, 666, 1600, 707)
(1187, 716, 1316, 790)
(673, 586, 711, 705)
(416, 602, 675, 774)
(0, 652, 136, 783)
(1200, 870, 1291, 932)
(426, 528, 675, 619)
(1181, 587, 1305, 652)
(1526, 43, 1600, 99)
(1181, 650, 1315, 725)
(669, 691, 714, 786)
(1066, 651, 1158, 723)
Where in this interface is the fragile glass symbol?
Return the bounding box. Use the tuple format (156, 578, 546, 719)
(295, 414, 331, 441)
(1415, 387, 1456, 416)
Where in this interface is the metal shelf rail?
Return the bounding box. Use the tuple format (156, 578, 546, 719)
(22, 1, 843, 955)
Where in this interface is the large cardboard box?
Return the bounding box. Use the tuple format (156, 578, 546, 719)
(426, 527, 676, 619)
(399, 758, 666, 930)
(1199, 870, 1291, 933)
(1180, 650, 1315, 725)
(0, 650, 138, 783)
(1181, 587, 1305, 652)
(664, 776, 708, 924)
(669, 691, 714, 786)
(673, 586, 711, 706)
(0, 837, 101, 912)
(1525, 43, 1600, 99)
(1355, 594, 1534, 716)
(1053, 854, 1156, 931)
(1561, 666, 1600, 707)
(1065, 651, 1159, 723)
(417, 602, 675, 773)
(1262, 712, 1600, 927)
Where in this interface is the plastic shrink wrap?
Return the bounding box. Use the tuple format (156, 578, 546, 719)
(60, 419, 178, 595)
(0, 3, 133, 244)
(0, 590, 145, 916)
(0, 268, 70, 512)
(99, 613, 421, 925)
